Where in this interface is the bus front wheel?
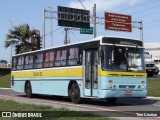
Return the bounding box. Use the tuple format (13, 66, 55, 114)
(69, 83, 81, 104)
(25, 82, 32, 98)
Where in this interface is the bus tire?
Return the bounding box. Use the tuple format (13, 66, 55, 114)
(69, 83, 81, 104)
(25, 82, 32, 98)
(106, 98, 118, 104)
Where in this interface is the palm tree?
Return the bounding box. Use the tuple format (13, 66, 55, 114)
(5, 24, 38, 54)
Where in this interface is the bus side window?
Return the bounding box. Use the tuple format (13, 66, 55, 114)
(68, 47, 80, 65)
(49, 51, 55, 67)
(55, 50, 61, 66)
(29, 55, 33, 69)
(34, 53, 43, 68)
(12, 57, 17, 70)
(44, 52, 50, 67)
(61, 49, 67, 66)
(17, 56, 24, 70)
(24, 55, 29, 69)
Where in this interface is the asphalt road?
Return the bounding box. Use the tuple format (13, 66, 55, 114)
(0, 88, 160, 119)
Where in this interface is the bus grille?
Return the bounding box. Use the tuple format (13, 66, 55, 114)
(119, 85, 136, 90)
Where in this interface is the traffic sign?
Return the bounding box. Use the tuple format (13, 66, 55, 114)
(58, 6, 90, 28)
(105, 12, 132, 32)
(80, 27, 93, 34)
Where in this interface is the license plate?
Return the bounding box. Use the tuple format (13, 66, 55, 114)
(148, 70, 152, 71)
(125, 91, 132, 95)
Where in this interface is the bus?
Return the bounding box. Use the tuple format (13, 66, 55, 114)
(11, 36, 147, 104)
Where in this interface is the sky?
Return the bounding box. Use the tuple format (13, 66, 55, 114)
(0, 0, 160, 62)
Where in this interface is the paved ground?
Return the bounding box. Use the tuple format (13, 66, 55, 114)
(0, 88, 160, 120)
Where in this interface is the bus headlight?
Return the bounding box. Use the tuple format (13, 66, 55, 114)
(109, 80, 112, 83)
(109, 80, 113, 89)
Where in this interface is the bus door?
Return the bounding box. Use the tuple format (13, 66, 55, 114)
(83, 50, 98, 97)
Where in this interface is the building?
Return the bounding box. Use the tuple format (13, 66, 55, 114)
(144, 42, 160, 62)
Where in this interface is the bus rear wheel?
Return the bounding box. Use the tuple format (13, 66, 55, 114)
(25, 82, 32, 98)
(69, 83, 81, 104)
(106, 98, 118, 104)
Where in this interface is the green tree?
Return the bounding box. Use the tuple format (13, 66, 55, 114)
(5, 24, 37, 54)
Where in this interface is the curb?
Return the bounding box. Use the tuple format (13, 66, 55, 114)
(147, 96, 160, 100)
(0, 87, 11, 89)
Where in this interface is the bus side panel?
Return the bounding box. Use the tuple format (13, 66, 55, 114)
(12, 80, 26, 93)
(31, 80, 69, 96)
(12, 78, 83, 97)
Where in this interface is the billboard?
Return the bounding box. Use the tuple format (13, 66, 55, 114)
(105, 12, 132, 32)
(58, 6, 90, 28)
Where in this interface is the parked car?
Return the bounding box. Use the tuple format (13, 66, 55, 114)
(0, 60, 7, 64)
(154, 65, 159, 75)
(145, 63, 156, 77)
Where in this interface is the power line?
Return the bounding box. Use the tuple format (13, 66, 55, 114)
(134, 12, 160, 20)
(78, 0, 94, 22)
(144, 19, 160, 25)
(144, 22, 160, 29)
(97, 0, 157, 12)
(43, 26, 63, 37)
(131, 4, 160, 16)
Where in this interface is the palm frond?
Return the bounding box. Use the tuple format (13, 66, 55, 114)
(5, 23, 37, 54)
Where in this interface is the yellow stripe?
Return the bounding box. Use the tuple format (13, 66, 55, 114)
(12, 67, 82, 78)
(12, 67, 147, 79)
(99, 67, 147, 77)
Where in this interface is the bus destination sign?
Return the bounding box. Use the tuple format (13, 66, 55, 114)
(105, 12, 132, 32)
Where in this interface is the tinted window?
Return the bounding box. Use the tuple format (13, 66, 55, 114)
(34, 53, 43, 68)
(68, 47, 81, 65)
(44, 51, 55, 67)
(17, 56, 24, 70)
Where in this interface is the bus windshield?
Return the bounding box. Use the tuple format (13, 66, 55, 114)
(101, 45, 145, 72)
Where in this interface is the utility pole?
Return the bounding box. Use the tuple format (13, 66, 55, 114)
(139, 21, 144, 46)
(93, 4, 96, 38)
(132, 21, 144, 46)
(64, 28, 70, 44)
(42, 8, 45, 49)
(48, 6, 53, 47)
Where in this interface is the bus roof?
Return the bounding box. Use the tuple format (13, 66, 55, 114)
(13, 36, 141, 56)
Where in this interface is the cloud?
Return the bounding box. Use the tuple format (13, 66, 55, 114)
(68, 0, 140, 12)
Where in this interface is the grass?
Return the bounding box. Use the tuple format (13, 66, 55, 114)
(0, 99, 112, 120)
(147, 77, 160, 97)
(0, 74, 10, 88)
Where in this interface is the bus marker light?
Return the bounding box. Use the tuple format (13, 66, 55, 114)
(109, 80, 112, 83)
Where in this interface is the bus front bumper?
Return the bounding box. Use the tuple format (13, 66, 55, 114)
(99, 90, 147, 98)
